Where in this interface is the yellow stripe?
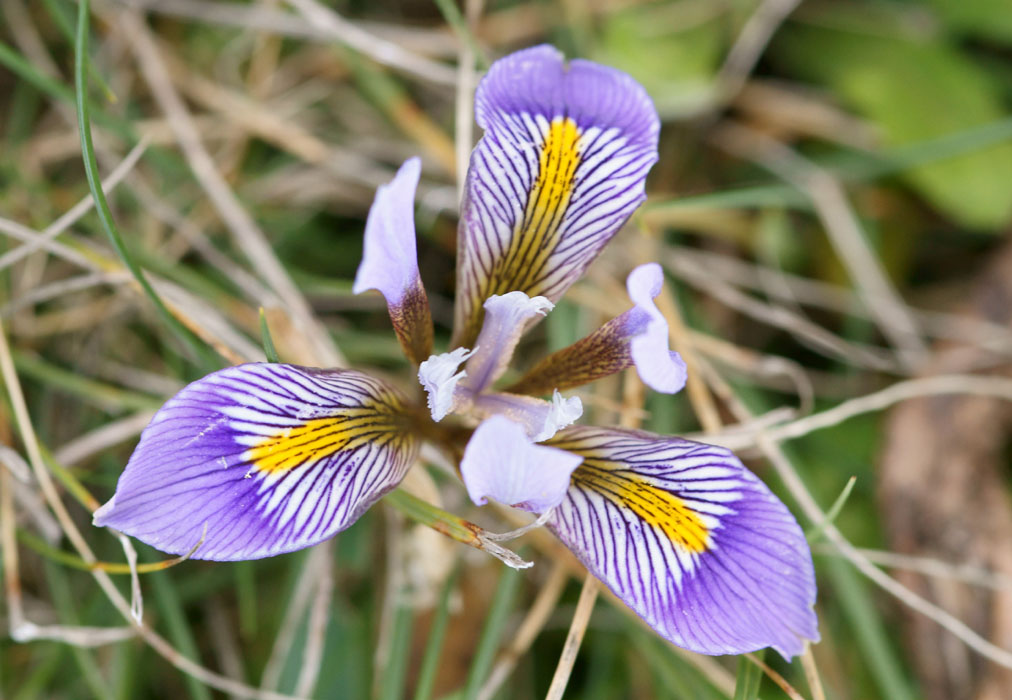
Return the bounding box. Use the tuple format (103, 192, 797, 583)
(495, 116, 582, 295)
(246, 406, 407, 475)
(575, 462, 711, 554)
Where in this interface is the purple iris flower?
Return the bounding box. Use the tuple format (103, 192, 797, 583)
(93, 45, 818, 660)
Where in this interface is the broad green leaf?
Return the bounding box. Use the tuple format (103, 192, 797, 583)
(923, 0, 1012, 44)
(594, 1, 727, 115)
(772, 24, 1012, 230)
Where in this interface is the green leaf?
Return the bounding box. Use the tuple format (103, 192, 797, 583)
(733, 652, 763, 700)
(594, 2, 727, 115)
(772, 23, 1012, 230)
(924, 0, 1012, 44)
(259, 308, 280, 363)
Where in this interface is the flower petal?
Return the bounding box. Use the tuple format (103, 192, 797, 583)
(472, 390, 583, 442)
(462, 292, 553, 394)
(353, 157, 433, 364)
(508, 263, 686, 395)
(461, 415, 583, 513)
(93, 364, 418, 561)
(545, 426, 818, 659)
(452, 45, 660, 348)
(418, 347, 477, 421)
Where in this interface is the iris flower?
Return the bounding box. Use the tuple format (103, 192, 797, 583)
(94, 46, 817, 659)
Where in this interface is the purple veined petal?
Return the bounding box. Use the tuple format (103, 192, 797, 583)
(451, 45, 660, 348)
(472, 389, 582, 442)
(353, 157, 433, 364)
(545, 426, 818, 659)
(461, 292, 553, 394)
(508, 262, 686, 395)
(93, 364, 419, 561)
(461, 415, 583, 513)
(418, 347, 477, 421)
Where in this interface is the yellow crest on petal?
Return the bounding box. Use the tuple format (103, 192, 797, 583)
(508, 117, 582, 286)
(576, 464, 712, 554)
(246, 400, 411, 475)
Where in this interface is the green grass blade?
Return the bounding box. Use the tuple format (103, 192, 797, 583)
(378, 598, 417, 700)
(74, 0, 220, 371)
(733, 652, 763, 700)
(414, 563, 461, 700)
(40, 0, 117, 103)
(13, 350, 163, 413)
(825, 556, 917, 700)
(807, 476, 858, 542)
(43, 562, 114, 700)
(0, 40, 75, 103)
(148, 565, 213, 700)
(462, 567, 523, 700)
(259, 308, 280, 363)
(433, 0, 488, 69)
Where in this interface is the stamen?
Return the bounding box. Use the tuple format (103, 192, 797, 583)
(475, 534, 535, 569)
(483, 508, 555, 542)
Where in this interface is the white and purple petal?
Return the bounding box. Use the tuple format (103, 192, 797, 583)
(353, 157, 433, 364)
(545, 426, 818, 659)
(626, 263, 686, 393)
(460, 415, 583, 513)
(472, 390, 583, 442)
(509, 263, 686, 395)
(452, 45, 660, 347)
(93, 364, 418, 561)
(462, 292, 553, 394)
(418, 347, 477, 422)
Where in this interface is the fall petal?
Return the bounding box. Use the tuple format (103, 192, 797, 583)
(94, 364, 418, 561)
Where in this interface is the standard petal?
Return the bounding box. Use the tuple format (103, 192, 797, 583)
(545, 426, 818, 659)
(508, 263, 686, 395)
(93, 364, 419, 561)
(353, 157, 433, 364)
(461, 292, 553, 394)
(452, 45, 660, 348)
(460, 415, 583, 513)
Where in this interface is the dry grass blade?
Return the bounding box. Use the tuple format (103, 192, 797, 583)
(816, 546, 1012, 592)
(745, 653, 808, 700)
(544, 574, 600, 700)
(712, 123, 928, 369)
(0, 445, 32, 482)
(0, 139, 150, 272)
(0, 216, 102, 272)
(283, 0, 457, 86)
(54, 410, 157, 467)
(771, 374, 1012, 437)
(685, 337, 1012, 670)
(665, 251, 901, 372)
(758, 429, 1012, 669)
(0, 318, 307, 700)
(713, 0, 801, 107)
(260, 545, 330, 692)
(1, 272, 130, 318)
(669, 245, 1012, 354)
(477, 562, 569, 700)
(294, 543, 334, 697)
(801, 646, 826, 700)
(116, 8, 343, 368)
